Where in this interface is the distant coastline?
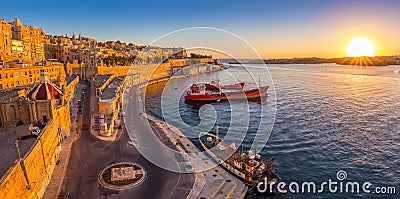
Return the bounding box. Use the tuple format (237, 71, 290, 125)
(226, 56, 400, 66)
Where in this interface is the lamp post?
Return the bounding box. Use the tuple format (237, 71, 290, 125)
(15, 140, 31, 189)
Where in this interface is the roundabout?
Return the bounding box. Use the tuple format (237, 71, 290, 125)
(98, 162, 146, 190)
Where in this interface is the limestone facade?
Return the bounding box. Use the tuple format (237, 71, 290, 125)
(0, 71, 77, 199)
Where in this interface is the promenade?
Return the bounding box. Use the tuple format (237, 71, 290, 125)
(146, 115, 248, 199)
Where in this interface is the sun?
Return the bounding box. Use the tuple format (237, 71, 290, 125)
(345, 38, 376, 57)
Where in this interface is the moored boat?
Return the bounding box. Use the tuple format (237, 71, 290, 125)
(184, 81, 268, 102)
(199, 131, 283, 194)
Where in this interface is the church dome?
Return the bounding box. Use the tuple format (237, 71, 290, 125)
(27, 82, 62, 100)
(27, 69, 62, 101)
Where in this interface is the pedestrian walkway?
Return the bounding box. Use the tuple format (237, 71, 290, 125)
(145, 114, 247, 199)
(43, 83, 85, 199)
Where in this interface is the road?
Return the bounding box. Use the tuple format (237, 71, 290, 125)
(59, 81, 194, 199)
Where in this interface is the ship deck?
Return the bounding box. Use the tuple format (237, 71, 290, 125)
(200, 133, 246, 172)
(200, 132, 281, 183)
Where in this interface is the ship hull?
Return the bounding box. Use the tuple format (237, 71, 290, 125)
(185, 86, 269, 101)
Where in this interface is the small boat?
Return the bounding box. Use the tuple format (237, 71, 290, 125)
(199, 130, 283, 194)
(184, 80, 268, 102)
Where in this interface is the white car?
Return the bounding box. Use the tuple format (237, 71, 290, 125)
(31, 126, 41, 136)
(184, 162, 193, 172)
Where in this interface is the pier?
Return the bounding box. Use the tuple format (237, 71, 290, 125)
(145, 114, 248, 199)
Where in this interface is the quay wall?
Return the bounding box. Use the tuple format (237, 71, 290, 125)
(96, 58, 221, 85)
(0, 103, 72, 198)
(97, 63, 172, 83)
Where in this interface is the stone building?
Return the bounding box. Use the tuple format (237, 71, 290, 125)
(0, 89, 31, 127)
(44, 33, 97, 65)
(0, 70, 77, 199)
(11, 39, 23, 57)
(0, 63, 65, 90)
(97, 76, 125, 137)
(0, 19, 12, 60)
(0, 69, 77, 129)
(0, 18, 46, 63)
(10, 18, 46, 62)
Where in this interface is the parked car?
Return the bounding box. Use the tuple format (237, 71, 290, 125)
(82, 124, 88, 130)
(184, 162, 193, 172)
(31, 126, 41, 137)
(16, 125, 41, 139)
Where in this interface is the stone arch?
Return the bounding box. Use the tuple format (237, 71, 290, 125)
(9, 105, 16, 122)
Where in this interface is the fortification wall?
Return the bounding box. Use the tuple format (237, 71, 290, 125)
(0, 108, 68, 198)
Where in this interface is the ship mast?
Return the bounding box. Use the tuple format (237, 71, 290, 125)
(216, 98, 220, 140)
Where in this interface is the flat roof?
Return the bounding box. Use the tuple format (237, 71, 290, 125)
(95, 74, 112, 89)
(0, 89, 23, 103)
(0, 90, 19, 99)
(0, 127, 36, 179)
(99, 76, 125, 100)
(100, 87, 118, 100)
(66, 74, 78, 86)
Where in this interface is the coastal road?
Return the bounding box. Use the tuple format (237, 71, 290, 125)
(59, 81, 194, 199)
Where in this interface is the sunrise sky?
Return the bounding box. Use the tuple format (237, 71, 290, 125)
(2, 0, 400, 58)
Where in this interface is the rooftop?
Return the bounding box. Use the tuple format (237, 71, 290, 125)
(66, 74, 78, 86)
(99, 76, 125, 101)
(100, 87, 118, 101)
(27, 82, 62, 101)
(0, 89, 25, 103)
(0, 127, 36, 179)
(95, 74, 112, 89)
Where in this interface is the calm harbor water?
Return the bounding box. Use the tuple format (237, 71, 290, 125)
(144, 63, 400, 199)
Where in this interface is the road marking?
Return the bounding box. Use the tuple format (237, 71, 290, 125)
(175, 187, 192, 191)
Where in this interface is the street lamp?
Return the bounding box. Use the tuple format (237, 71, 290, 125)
(15, 140, 31, 189)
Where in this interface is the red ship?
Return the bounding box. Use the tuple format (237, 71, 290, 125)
(184, 80, 268, 101)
